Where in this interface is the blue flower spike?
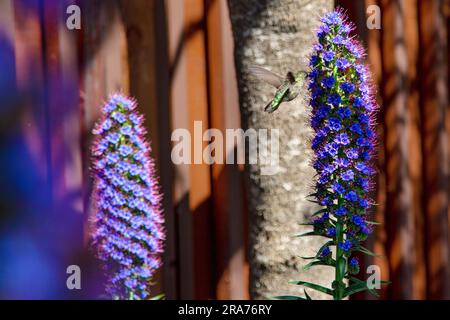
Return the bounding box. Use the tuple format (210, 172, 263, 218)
(282, 9, 388, 301)
(91, 93, 165, 300)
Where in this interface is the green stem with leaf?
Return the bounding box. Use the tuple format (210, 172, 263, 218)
(333, 197, 345, 300)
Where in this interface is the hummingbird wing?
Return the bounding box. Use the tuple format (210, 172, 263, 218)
(248, 65, 283, 88)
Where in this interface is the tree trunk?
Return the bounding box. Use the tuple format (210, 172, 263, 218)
(227, 0, 334, 299)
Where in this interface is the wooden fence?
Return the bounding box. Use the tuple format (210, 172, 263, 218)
(0, 0, 449, 299)
(339, 0, 450, 299)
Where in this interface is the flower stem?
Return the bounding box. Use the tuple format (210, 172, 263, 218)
(333, 197, 345, 300)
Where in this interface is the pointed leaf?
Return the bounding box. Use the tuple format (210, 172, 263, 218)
(301, 241, 333, 259)
(300, 256, 317, 260)
(272, 295, 307, 300)
(311, 208, 327, 216)
(304, 289, 312, 300)
(351, 277, 389, 288)
(303, 260, 335, 271)
(356, 245, 383, 257)
(293, 231, 322, 238)
(306, 192, 318, 198)
(347, 277, 378, 297)
(316, 240, 334, 255)
(343, 282, 376, 298)
(288, 280, 333, 296)
(344, 278, 390, 298)
(150, 293, 165, 300)
(366, 221, 382, 225)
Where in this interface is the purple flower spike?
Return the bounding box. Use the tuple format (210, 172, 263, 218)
(298, 8, 383, 299)
(91, 93, 165, 300)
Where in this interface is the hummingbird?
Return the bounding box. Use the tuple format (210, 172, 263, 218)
(248, 65, 307, 113)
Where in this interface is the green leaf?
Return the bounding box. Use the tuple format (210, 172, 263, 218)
(366, 221, 382, 225)
(150, 293, 165, 300)
(346, 277, 379, 297)
(356, 245, 383, 257)
(344, 278, 391, 298)
(311, 208, 327, 216)
(363, 279, 391, 287)
(298, 222, 314, 226)
(305, 192, 318, 198)
(271, 295, 307, 300)
(304, 289, 312, 300)
(288, 280, 333, 296)
(300, 256, 317, 260)
(343, 282, 376, 298)
(317, 240, 334, 255)
(303, 260, 335, 271)
(293, 231, 322, 238)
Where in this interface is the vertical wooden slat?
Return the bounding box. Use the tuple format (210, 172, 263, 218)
(119, 0, 178, 299)
(13, 0, 44, 89)
(0, 0, 16, 43)
(119, 0, 162, 296)
(12, 0, 48, 180)
(342, 0, 445, 300)
(184, 0, 213, 299)
(205, 0, 248, 300)
(42, 0, 64, 200)
(82, 0, 129, 127)
(154, 0, 179, 300)
(341, 0, 424, 300)
(381, 0, 417, 299)
(82, 0, 129, 236)
(418, 0, 450, 299)
(42, 0, 83, 207)
(446, 0, 450, 271)
(344, 0, 425, 299)
(41, 0, 85, 298)
(166, 0, 195, 299)
(81, 0, 131, 297)
(167, 0, 214, 299)
(336, 0, 368, 43)
(58, 2, 83, 218)
(353, 0, 391, 300)
(404, 0, 426, 299)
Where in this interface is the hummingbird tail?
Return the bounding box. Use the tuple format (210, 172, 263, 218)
(264, 101, 277, 113)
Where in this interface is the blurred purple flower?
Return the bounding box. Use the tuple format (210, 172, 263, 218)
(91, 94, 165, 300)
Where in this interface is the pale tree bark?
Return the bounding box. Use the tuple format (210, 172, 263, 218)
(227, 0, 334, 299)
